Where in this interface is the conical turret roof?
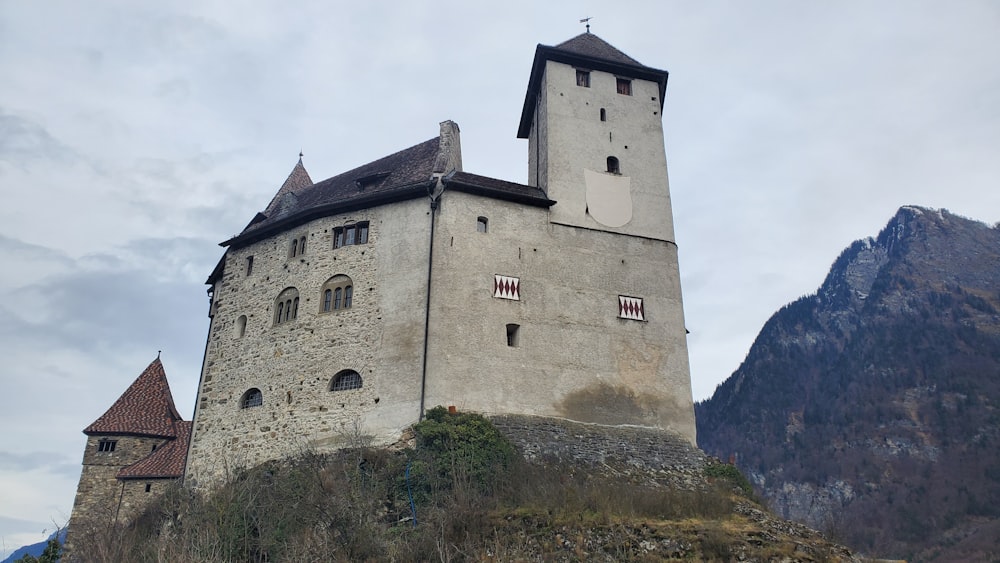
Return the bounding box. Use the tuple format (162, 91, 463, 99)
(83, 358, 183, 438)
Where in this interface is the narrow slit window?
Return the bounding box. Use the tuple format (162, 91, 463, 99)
(246, 256, 254, 276)
(506, 324, 520, 347)
(290, 239, 298, 257)
(477, 216, 488, 233)
(236, 315, 247, 338)
(600, 108, 606, 121)
(145, 483, 152, 493)
(299, 236, 306, 255)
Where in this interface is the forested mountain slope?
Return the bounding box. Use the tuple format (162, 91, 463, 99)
(697, 206, 1000, 561)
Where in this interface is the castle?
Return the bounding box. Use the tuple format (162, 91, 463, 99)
(67, 31, 697, 542)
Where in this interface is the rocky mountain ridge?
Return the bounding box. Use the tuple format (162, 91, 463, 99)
(697, 206, 1000, 561)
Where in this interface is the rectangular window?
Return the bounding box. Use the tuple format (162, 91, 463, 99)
(616, 78, 632, 96)
(98, 439, 117, 452)
(576, 69, 590, 87)
(334, 222, 370, 248)
(145, 483, 152, 493)
(506, 324, 520, 347)
(246, 256, 254, 276)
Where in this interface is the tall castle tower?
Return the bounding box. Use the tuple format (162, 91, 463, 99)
(185, 34, 694, 487)
(521, 33, 676, 242)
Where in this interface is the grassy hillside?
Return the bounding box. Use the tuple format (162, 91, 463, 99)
(66, 408, 858, 562)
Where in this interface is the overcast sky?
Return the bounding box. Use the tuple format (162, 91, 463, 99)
(2, 0, 998, 555)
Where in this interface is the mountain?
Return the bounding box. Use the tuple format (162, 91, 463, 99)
(1, 529, 64, 563)
(696, 206, 1000, 561)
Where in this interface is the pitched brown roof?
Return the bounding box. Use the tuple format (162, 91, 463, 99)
(225, 136, 443, 249)
(518, 33, 670, 138)
(117, 421, 192, 480)
(83, 358, 183, 439)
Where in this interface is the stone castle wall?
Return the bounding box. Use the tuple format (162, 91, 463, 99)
(185, 198, 433, 486)
(490, 414, 706, 473)
(65, 435, 165, 552)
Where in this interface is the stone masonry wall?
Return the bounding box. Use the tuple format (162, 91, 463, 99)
(66, 435, 165, 553)
(490, 414, 706, 472)
(186, 198, 432, 487)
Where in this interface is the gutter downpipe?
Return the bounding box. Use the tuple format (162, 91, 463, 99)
(419, 176, 444, 421)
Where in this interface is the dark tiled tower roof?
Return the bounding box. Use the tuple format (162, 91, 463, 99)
(554, 33, 644, 66)
(117, 421, 193, 479)
(83, 358, 183, 438)
(517, 33, 670, 138)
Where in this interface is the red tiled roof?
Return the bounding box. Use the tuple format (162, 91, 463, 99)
(83, 358, 183, 438)
(117, 421, 192, 480)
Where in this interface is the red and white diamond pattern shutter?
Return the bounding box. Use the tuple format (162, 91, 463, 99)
(619, 296, 644, 321)
(494, 275, 520, 300)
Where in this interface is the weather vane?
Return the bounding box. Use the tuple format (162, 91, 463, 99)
(580, 17, 592, 33)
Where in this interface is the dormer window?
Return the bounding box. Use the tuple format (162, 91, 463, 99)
(576, 69, 590, 88)
(354, 171, 390, 190)
(616, 78, 632, 96)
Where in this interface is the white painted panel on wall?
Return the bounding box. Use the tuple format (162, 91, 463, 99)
(494, 275, 520, 300)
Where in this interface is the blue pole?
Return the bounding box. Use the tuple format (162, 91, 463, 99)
(405, 461, 418, 527)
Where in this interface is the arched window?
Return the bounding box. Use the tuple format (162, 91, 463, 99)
(299, 236, 306, 255)
(274, 287, 299, 325)
(607, 156, 620, 174)
(241, 388, 263, 408)
(600, 108, 606, 122)
(236, 315, 247, 338)
(320, 275, 354, 312)
(290, 238, 298, 257)
(331, 370, 363, 391)
(477, 216, 488, 233)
